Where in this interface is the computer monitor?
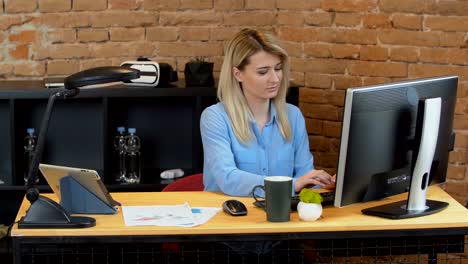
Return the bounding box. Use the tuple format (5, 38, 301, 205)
(334, 76, 458, 219)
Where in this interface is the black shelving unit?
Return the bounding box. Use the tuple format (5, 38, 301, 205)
(0, 81, 299, 225)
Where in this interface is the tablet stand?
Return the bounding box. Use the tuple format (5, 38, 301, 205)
(60, 176, 117, 214)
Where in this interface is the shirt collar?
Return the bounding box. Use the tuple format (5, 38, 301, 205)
(249, 101, 277, 126)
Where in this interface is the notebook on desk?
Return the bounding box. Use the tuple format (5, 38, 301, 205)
(39, 163, 120, 208)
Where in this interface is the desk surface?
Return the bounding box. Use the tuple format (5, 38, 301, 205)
(11, 186, 468, 238)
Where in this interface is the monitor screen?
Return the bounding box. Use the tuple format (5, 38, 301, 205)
(334, 76, 458, 210)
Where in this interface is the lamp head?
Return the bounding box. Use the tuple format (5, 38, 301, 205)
(64, 66, 140, 90)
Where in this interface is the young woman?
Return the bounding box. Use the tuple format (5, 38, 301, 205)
(201, 28, 335, 197)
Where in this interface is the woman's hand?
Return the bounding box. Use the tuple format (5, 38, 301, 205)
(294, 170, 336, 193)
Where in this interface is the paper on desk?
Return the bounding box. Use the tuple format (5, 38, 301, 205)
(122, 202, 221, 227)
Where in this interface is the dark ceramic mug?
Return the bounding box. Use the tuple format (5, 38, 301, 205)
(252, 176, 292, 222)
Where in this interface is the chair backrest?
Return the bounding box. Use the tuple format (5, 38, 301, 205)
(161, 173, 204, 192)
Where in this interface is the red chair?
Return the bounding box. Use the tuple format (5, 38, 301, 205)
(161, 173, 204, 252)
(161, 173, 204, 192)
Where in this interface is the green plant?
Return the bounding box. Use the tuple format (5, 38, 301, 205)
(299, 188, 323, 204)
(190, 57, 210, 64)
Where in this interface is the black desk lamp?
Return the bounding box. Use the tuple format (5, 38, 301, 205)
(19, 66, 140, 228)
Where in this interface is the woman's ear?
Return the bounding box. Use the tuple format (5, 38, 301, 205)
(232, 67, 242, 83)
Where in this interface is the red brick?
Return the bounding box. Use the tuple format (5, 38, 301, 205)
(335, 29, 378, 45)
(323, 0, 377, 12)
(390, 47, 419, 62)
(300, 102, 342, 121)
(0, 65, 14, 76)
(0, 16, 27, 30)
(278, 12, 304, 26)
(73, 0, 107, 11)
(458, 82, 468, 98)
(326, 90, 345, 107)
(180, 0, 213, 9)
(277, 0, 321, 10)
(305, 73, 332, 89)
(419, 48, 449, 64)
(437, 0, 468, 16)
(323, 120, 341, 138)
(392, 14, 422, 30)
(447, 165, 466, 181)
(110, 27, 145, 41)
(278, 27, 317, 42)
(224, 11, 276, 26)
(210, 27, 241, 41)
(9, 44, 29, 60)
(379, 0, 437, 14)
(439, 32, 467, 48)
(454, 115, 468, 130)
(454, 132, 468, 148)
(80, 59, 115, 70)
(109, 0, 142, 10)
(14, 62, 46, 76)
(160, 11, 222, 26)
(455, 98, 468, 115)
(408, 64, 468, 81)
(290, 71, 304, 86)
(214, 0, 244, 10)
(5, 0, 37, 13)
(333, 75, 363, 90)
(33, 13, 90, 28)
(39, 0, 71, 12)
(363, 13, 391, 29)
(9, 30, 37, 43)
(335, 13, 362, 27)
(300, 88, 325, 104)
(46, 60, 79, 75)
(77, 29, 109, 42)
(360, 46, 388, 61)
(48, 44, 92, 59)
(425, 16, 468, 32)
(305, 117, 323, 135)
(47, 29, 76, 43)
(146, 27, 178, 41)
(245, 0, 276, 9)
(449, 149, 467, 164)
(293, 58, 348, 74)
(179, 27, 210, 41)
(304, 43, 332, 58)
(144, 0, 178, 10)
(304, 12, 333, 26)
(379, 29, 440, 47)
(313, 151, 339, 168)
(309, 135, 330, 151)
(158, 42, 223, 56)
(281, 42, 302, 57)
(362, 76, 392, 86)
(330, 44, 360, 59)
(124, 42, 156, 57)
(89, 42, 128, 58)
(90, 11, 156, 27)
(349, 61, 407, 77)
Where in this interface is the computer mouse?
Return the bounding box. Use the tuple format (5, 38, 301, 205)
(222, 199, 248, 216)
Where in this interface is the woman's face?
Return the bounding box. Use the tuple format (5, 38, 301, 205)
(233, 50, 283, 104)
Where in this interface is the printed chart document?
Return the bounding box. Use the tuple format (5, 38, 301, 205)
(122, 202, 221, 227)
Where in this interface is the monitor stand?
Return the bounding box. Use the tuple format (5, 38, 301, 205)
(362, 97, 449, 219)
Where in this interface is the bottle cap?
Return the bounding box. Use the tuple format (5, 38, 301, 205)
(128, 128, 136, 134)
(27, 128, 35, 134)
(117, 127, 126, 133)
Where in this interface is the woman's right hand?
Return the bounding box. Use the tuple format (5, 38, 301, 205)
(294, 169, 335, 193)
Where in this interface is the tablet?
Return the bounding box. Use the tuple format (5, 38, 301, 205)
(39, 163, 120, 208)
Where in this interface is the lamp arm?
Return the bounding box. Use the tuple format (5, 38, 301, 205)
(25, 89, 78, 203)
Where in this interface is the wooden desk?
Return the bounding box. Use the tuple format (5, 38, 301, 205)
(11, 186, 468, 264)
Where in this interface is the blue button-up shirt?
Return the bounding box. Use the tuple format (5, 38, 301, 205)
(200, 102, 314, 197)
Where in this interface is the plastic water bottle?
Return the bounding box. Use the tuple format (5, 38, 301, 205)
(124, 128, 141, 184)
(24, 128, 37, 185)
(113, 126, 127, 183)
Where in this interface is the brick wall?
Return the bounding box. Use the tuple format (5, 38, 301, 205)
(0, 0, 466, 205)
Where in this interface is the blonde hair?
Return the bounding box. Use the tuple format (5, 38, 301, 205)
(218, 28, 291, 144)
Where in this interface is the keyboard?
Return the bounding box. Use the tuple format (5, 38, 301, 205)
(253, 191, 335, 211)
